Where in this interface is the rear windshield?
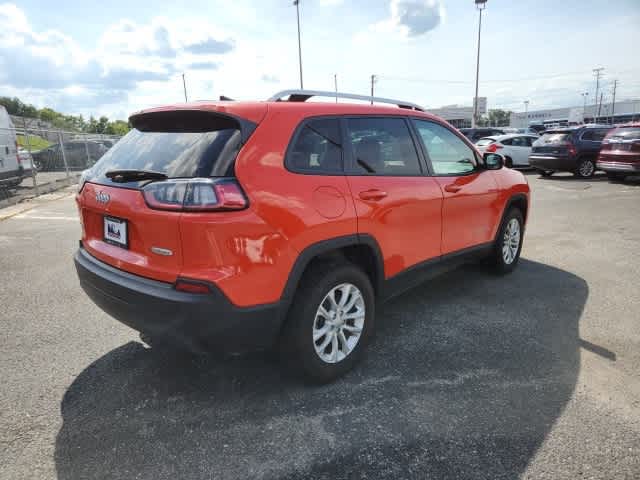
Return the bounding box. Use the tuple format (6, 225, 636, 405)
(609, 127, 640, 140)
(536, 132, 571, 144)
(476, 138, 495, 146)
(88, 128, 242, 186)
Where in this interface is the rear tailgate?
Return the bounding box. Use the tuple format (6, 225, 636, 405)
(80, 182, 183, 283)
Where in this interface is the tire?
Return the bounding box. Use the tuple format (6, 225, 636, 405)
(505, 156, 513, 168)
(280, 262, 375, 383)
(490, 208, 524, 275)
(538, 169, 554, 177)
(575, 158, 595, 178)
(606, 172, 626, 182)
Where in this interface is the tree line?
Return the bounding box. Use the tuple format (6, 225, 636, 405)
(0, 96, 130, 135)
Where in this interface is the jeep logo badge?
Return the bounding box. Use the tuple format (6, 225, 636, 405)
(96, 192, 110, 204)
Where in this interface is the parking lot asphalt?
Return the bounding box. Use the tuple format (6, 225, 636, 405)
(1, 172, 639, 479)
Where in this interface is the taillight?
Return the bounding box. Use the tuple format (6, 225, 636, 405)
(174, 279, 211, 294)
(486, 143, 502, 153)
(142, 178, 248, 212)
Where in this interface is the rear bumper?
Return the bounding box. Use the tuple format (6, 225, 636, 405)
(596, 160, 640, 173)
(528, 155, 576, 171)
(74, 247, 283, 353)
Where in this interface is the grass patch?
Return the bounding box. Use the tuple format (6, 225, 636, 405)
(17, 134, 51, 150)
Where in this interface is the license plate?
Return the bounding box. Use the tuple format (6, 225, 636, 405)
(104, 216, 128, 248)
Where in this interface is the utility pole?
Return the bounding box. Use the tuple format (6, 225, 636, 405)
(524, 100, 529, 123)
(334, 74, 338, 103)
(593, 67, 604, 119)
(370, 74, 377, 104)
(182, 73, 188, 102)
(294, 0, 304, 89)
(472, 0, 488, 128)
(597, 92, 604, 122)
(610, 79, 618, 125)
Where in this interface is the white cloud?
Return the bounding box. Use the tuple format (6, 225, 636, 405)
(0, 3, 237, 117)
(373, 0, 445, 37)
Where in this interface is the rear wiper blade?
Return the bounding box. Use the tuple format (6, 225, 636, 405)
(105, 169, 168, 183)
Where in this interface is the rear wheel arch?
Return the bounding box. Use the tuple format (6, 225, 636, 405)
(279, 235, 384, 312)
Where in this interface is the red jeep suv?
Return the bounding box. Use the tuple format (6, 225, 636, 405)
(74, 90, 530, 382)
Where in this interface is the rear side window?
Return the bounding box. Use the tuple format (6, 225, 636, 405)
(346, 117, 422, 175)
(511, 137, 528, 147)
(500, 138, 513, 146)
(581, 129, 609, 142)
(286, 118, 343, 173)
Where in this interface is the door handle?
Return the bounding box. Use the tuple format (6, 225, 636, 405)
(444, 184, 462, 193)
(359, 189, 388, 201)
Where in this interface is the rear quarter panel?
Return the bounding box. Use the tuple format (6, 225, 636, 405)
(189, 107, 358, 307)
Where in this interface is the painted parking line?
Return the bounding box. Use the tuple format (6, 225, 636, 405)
(13, 214, 78, 221)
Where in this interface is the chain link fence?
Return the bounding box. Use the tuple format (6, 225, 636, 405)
(0, 125, 121, 206)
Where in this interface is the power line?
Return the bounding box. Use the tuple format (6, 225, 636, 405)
(378, 68, 640, 86)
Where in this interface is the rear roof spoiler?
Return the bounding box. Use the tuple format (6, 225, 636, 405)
(129, 109, 257, 143)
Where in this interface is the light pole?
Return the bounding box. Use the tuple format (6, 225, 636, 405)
(523, 100, 529, 127)
(472, 0, 487, 128)
(581, 92, 589, 123)
(182, 73, 188, 102)
(294, 0, 304, 89)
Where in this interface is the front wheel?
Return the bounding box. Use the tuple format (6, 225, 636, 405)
(280, 263, 375, 383)
(538, 169, 554, 177)
(575, 158, 595, 178)
(490, 208, 524, 275)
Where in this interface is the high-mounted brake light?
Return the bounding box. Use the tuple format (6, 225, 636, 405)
(142, 178, 248, 212)
(486, 143, 503, 153)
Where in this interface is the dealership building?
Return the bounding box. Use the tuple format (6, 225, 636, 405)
(426, 105, 475, 128)
(427, 99, 640, 129)
(509, 99, 640, 128)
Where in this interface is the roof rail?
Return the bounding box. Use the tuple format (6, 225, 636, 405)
(268, 89, 425, 112)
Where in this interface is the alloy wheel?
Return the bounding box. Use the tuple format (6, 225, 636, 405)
(312, 283, 365, 364)
(502, 218, 521, 265)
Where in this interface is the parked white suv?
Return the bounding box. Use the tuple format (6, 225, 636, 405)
(0, 106, 22, 187)
(475, 134, 538, 168)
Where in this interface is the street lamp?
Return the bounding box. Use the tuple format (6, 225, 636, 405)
(524, 100, 529, 125)
(293, 0, 304, 89)
(472, 0, 487, 128)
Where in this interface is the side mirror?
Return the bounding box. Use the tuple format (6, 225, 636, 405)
(483, 152, 504, 170)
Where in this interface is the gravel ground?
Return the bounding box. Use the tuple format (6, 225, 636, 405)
(0, 172, 639, 479)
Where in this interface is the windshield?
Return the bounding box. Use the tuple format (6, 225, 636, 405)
(609, 127, 640, 140)
(88, 128, 242, 187)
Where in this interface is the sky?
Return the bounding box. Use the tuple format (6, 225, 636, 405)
(1, 0, 639, 121)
